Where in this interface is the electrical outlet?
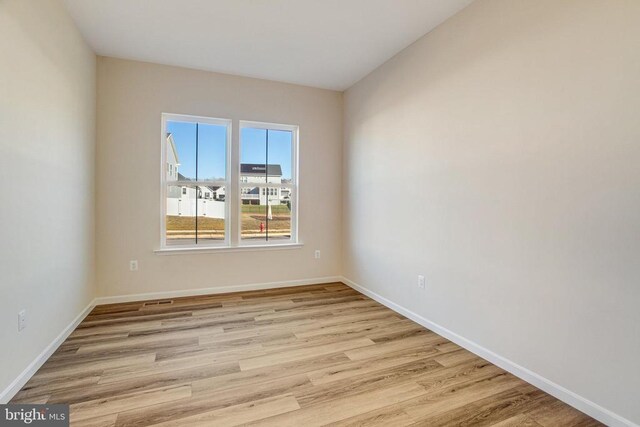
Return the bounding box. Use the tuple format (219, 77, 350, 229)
(314, 250, 321, 259)
(130, 260, 139, 271)
(418, 275, 425, 289)
(18, 309, 26, 332)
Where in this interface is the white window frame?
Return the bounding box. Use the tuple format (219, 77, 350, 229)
(238, 120, 299, 246)
(159, 115, 299, 252)
(160, 113, 232, 249)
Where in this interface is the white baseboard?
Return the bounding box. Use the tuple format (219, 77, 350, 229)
(0, 299, 97, 404)
(341, 276, 637, 427)
(93, 276, 343, 305)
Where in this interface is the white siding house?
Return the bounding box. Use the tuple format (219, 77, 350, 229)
(239, 164, 289, 206)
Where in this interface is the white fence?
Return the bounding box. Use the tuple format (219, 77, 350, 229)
(167, 199, 225, 219)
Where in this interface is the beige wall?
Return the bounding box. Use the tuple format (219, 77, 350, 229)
(343, 0, 640, 423)
(96, 57, 342, 297)
(0, 0, 96, 397)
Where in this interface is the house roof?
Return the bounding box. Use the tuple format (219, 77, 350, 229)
(241, 164, 282, 176)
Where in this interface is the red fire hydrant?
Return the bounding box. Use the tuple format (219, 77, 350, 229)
(260, 222, 264, 233)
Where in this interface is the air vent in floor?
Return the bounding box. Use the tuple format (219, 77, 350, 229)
(143, 300, 174, 306)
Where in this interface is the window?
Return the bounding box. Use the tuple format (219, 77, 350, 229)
(162, 114, 230, 247)
(161, 114, 298, 249)
(239, 121, 297, 244)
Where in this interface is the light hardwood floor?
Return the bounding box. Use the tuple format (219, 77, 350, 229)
(12, 283, 601, 426)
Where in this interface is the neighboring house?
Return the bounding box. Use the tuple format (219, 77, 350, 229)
(239, 163, 285, 206)
(238, 164, 291, 205)
(210, 186, 225, 201)
(166, 134, 287, 207)
(166, 134, 184, 199)
(198, 186, 225, 201)
(166, 133, 180, 181)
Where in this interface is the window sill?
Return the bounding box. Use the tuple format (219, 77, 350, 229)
(154, 243, 304, 255)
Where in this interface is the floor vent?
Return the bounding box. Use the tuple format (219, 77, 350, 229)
(143, 300, 174, 306)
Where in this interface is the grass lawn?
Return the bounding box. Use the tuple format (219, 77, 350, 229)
(241, 213, 290, 231)
(241, 204, 290, 214)
(240, 204, 291, 233)
(166, 208, 291, 238)
(166, 216, 224, 231)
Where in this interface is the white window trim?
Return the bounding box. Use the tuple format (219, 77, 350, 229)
(159, 115, 299, 251)
(154, 242, 303, 255)
(160, 113, 232, 249)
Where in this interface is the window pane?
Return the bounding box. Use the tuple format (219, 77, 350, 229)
(166, 185, 226, 245)
(166, 121, 196, 181)
(196, 186, 226, 243)
(166, 121, 227, 182)
(241, 202, 267, 242)
(267, 130, 293, 182)
(240, 127, 291, 185)
(197, 123, 227, 181)
(240, 186, 292, 241)
(166, 184, 196, 245)
(266, 187, 292, 241)
(240, 127, 267, 184)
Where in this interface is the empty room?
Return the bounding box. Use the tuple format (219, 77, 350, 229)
(1, 0, 638, 426)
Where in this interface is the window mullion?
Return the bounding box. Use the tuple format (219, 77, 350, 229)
(195, 122, 199, 244)
(229, 119, 240, 247)
(265, 129, 270, 242)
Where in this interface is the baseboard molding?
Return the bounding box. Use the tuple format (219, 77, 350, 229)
(341, 276, 637, 427)
(0, 298, 97, 404)
(93, 276, 343, 305)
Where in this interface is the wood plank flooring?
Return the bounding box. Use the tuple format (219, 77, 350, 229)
(12, 283, 601, 426)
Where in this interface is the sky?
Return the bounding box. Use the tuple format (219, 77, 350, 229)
(167, 121, 292, 181)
